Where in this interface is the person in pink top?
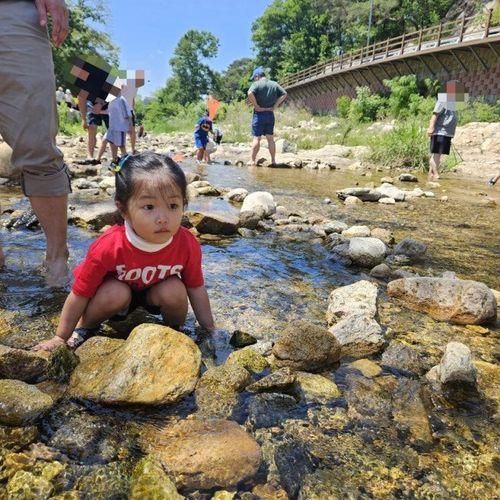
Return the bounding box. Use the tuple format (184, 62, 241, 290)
(35, 152, 215, 351)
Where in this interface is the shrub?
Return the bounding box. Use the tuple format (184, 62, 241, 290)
(370, 118, 429, 170)
(349, 86, 387, 123)
(57, 103, 81, 136)
(336, 96, 351, 118)
(459, 98, 500, 125)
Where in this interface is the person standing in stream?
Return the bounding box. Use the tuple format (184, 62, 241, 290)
(247, 66, 287, 166)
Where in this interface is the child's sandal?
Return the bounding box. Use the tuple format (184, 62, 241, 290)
(66, 326, 100, 349)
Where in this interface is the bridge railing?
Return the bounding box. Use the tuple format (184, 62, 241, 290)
(281, 10, 499, 88)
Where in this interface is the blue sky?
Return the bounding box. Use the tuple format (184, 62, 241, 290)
(104, 0, 273, 97)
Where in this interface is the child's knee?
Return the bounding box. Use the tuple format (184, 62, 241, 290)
(99, 280, 131, 308)
(151, 277, 187, 306)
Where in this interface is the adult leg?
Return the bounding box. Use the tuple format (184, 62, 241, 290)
(266, 134, 276, 164)
(96, 139, 108, 162)
(87, 125, 97, 159)
(429, 153, 441, 179)
(250, 136, 261, 165)
(129, 124, 137, 153)
(29, 195, 68, 285)
(77, 279, 132, 328)
(147, 276, 188, 327)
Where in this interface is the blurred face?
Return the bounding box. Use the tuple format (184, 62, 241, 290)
(121, 183, 184, 244)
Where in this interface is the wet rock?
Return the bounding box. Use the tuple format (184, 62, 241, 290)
(329, 314, 384, 358)
(68, 200, 118, 230)
(129, 455, 182, 499)
(274, 440, 316, 499)
(4, 208, 39, 230)
(344, 195, 362, 205)
(323, 220, 348, 234)
(74, 461, 131, 498)
(370, 263, 392, 279)
(295, 371, 341, 403)
(0, 426, 39, 452)
(326, 280, 378, 324)
(70, 324, 201, 405)
(226, 347, 269, 374)
(387, 277, 497, 325)
(252, 483, 288, 500)
(341, 225, 371, 238)
(374, 183, 406, 201)
(272, 321, 340, 371)
(0, 345, 50, 382)
(70, 178, 101, 190)
(238, 211, 262, 230)
(348, 359, 382, 378)
(229, 330, 257, 348)
(348, 237, 386, 267)
(195, 362, 252, 418)
(393, 238, 427, 260)
(226, 188, 248, 203)
(399, 173, 418, 182)
(381, 341, 426, 376)
(370, 227, 394, 245)
(337, 188, 384, 202)
(379, 197, 396, 204)
(248, 392, 298, 428)
(141, 419, 262, 492)
(0, 380, 53, 426)
(438, 342, 477, 385)
(246, 367, 296, 393)
(240, 191, 276, 218)
(6, 470, 53, 499)
(185, 211, 239, 235)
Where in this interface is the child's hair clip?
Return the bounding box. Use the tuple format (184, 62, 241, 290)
(109, 154, 130, 174)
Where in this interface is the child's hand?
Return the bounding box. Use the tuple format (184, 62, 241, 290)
(427, 127, 434, 137)
(32, 336, 67, 352)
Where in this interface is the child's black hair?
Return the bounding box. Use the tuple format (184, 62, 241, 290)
(114, 152, 187, 211)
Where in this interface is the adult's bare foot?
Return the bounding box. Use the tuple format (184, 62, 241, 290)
(44, 257, 70, 288)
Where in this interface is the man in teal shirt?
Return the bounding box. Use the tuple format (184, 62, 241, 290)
(247, 66, 287, 166)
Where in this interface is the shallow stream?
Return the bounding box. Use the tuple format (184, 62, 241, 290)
(0, 161, 498, 498)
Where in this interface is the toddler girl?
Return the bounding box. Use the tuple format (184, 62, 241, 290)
(35, 152, 214, 351)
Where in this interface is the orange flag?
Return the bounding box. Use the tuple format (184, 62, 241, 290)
(207, 96, 221, 120)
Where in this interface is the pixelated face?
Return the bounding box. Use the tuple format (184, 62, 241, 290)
(444, 80, 467, 102)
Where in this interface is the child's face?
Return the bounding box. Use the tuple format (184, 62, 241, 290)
(122, 183, 184, 244)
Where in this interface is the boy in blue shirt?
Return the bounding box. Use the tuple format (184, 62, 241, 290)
(194, 110, 213, 164)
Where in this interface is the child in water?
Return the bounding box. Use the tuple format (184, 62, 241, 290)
(35, 152, 215, 351)
(194, 109, 213, 164)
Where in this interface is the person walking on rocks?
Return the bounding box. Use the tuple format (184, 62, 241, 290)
(194, 109, 213, 164)
(34, 152, 215, 351)
(427, 80, 466, 180)
(247, 66, 287, 166)
(0, 0, 71, 285)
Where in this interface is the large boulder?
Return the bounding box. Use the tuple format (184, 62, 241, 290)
(387, 277, 497, 325)
(141, 419, 262, 491)
(0, 141, 13, 177)
(0, 380, 53, 426)
(240, 191, 276, 218)
(272, 321, 341, 371)
(326, 280, 378, 325)
(69, 324, 201, 404)
(348, 237, 386, 267)
(438, 342, 477, 385)
(374, 183, 406, 201)
(185, 211, 239, 235)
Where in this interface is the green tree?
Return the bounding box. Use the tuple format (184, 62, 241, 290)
(169, 30, 220, 105)
(252, 0, 336, 79)
(53, 0, 118, 87)
(217, 58, 255, 102)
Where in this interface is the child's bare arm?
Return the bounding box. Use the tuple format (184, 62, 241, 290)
(427, 113, 438, 136)
(187, 285, 215, 331)
(33, 292, 90, 351)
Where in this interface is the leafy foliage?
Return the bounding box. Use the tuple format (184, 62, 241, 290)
(169, 30, 220, 106)
(349, 87, 387, 123)
(216, 58, 255, 103)
(53, 0, 118, 88)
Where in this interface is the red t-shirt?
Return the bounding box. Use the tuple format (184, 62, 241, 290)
(72, 225, 204, 298)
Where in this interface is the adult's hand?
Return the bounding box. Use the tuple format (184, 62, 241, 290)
(35, 0, 69, 48)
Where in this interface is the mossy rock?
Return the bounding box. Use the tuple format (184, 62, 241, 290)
(6, 470, 53, 500)
(226, 348, 269, 374)
(129, 455, 183, 499)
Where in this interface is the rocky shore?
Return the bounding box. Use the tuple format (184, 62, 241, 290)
(0, 126, 498, 498)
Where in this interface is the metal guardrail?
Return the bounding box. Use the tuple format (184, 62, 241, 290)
(281, 10, 500, 88)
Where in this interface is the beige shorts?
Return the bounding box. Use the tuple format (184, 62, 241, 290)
(0, 1, 71, 197)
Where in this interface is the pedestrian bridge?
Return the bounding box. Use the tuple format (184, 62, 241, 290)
(281, 10, 500, 112)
